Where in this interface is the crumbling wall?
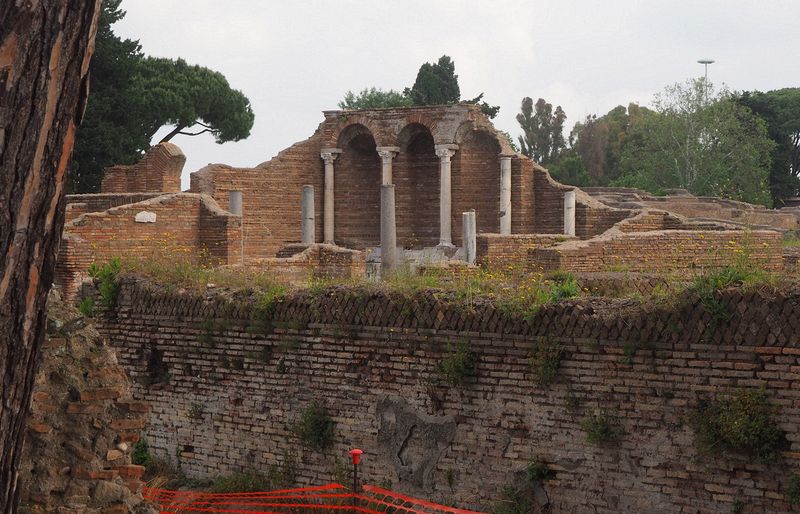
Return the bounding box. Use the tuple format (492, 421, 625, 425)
(56, 193, 241, 300)
(101, 142, 185, 194)
(20, 292, 152, 514)
(95, 279, 800, 513)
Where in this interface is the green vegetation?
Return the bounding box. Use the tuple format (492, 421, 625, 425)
(582, 410, 623, 445)
(491, 485, 533, 514)
(689, 388, 788, 464)
(78, 297, 94, 317)
(208, 472, 271, 493)
(292, 403, 335, 452)
(187, 402, 205, 420)
(88, 257, 122, 310)
(70, 0, 254, 192)
(786, 475, 800, 505)
(439, 341, 478, 387)
(690, 261, 775, 325)
(132, 438, 152, 467)
(516, 97, 567, 165)
(526, 458, 555, 481)
(530, 338, 564, 386)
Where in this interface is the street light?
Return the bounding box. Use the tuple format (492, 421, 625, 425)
(697, 59, 715, 102)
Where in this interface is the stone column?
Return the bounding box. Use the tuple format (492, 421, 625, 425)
(435, 144, 458, 247)
(462, 210, 477, 265)
(499, 156, 512, 235)
(380, 184, 397, 275)
(320, 148, 341, 244)
(376, 146, 400, 185)
(564, 190, 576, 237)
(228, 190, 243, 216)
(301, 185, 315, 245)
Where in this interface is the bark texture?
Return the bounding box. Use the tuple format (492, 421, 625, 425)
(0, 2, 101, 512)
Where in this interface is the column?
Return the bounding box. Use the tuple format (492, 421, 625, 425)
(320, 148, 341, 244)
(435, 144, 458, 247)
(380, 184, 397, 275)
(376, 146, 400, 185)
(301, 185, 315, 245)
(228, 190, 243, 216)
(564, 190, 576, 237)
(462, 210, 477, 265)
(499, 156, 512, 235)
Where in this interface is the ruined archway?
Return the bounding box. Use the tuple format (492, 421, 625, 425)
(393, 123, 439, 248)
(335, 124, 381, 249)
(452, 130, 502, 243)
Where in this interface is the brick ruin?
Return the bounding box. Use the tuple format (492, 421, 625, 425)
(88, 278, 800, 513)
(54, 104, 798, 299)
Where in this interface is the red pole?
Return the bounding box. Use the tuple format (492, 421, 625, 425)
(349, 448, 364, 514)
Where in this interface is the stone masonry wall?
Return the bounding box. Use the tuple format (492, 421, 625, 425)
(101, 143, 185, 194)
(97, 279, 800, 513)
(532, 229, 782, 273)
(56, 194, 241, 300)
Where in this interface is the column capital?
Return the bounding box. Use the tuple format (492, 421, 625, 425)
(499, 154, 514, 161)
(320, 148, 342, 164)
(435, 144, 458, 160)
(376, 146, 400, 161)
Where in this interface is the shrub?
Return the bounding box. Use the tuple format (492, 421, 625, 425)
(88, 257, 122, 310)
(293, 402, 335, 452)
(187, 402, 205, 420)
(132, 438, 152, 467)
(689, 388, 788, 464)
(491, 485, 531, 514)
(78, 297, 94, 317)
(787, 475, 800, 505)
(582, 410, 622, 445)
(530, 338, 564, 386)
(208, 471, 272, 493)
(526, 458, 555, 481)
(545, 271, 579, 302)
(439, 341, 477, 387)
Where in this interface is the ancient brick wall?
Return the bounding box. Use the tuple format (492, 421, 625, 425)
(532, 229, 783, 273)
(56, 194, 241, 300)
(96, 280, 800, 513)
(65, 193, 165, 222)
(247, 244, 366, 284)
(190, 134, 325, 259)
(475, 233, 570, 267)
(101, 142, 185, 194)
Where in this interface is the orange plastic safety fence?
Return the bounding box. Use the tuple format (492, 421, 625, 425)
(143, 483, 485, 514)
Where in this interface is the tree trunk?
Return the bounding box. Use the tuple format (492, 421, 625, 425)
(0, 2, 101, 512)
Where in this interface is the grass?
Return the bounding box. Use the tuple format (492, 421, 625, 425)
(439, 341, 477, 387)
(292, 403, 335, 452)
(582, 410, 622, 445)
(530, 338, 564, 386)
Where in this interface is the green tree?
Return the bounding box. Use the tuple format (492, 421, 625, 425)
(516, 97, 567, 165)
(69, 0, 254, 193)
(737, 88, 800, 204)
(616, 79, 774, 206)
(406, 55, 461, 106)
(546, 150, 591, 187)
(338, 87, 413, 109)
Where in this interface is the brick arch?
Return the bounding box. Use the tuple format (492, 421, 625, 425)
(334, 115, 385, 148)
(452, 129, 502, 242)
(394, 123, 439, 248)
(335, 124, 381, 249)
(454, 121, 514, 156)
(389, 114, 438, 146)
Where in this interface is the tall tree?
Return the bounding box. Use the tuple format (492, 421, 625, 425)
(737, 88, 800, 204)
(406, 55, 461, 106)
(516, 97, 567, 165)
(616, 79, 774, 206)
(69, 1, 254, 193)
(0, 2, 101, 512)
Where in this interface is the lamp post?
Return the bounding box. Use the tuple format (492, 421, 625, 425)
(697, 59, 715, 102)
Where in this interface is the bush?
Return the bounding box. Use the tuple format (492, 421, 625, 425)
(293, 403, 335, 452)
(88, 257, 122, 310)
(208, 471, 272, 493)
(526, 458, 555, 481)
(132, 438, 152, 467)
(545, 271, 580, 302)
(582, 410, 622, 445)
(491, 485, 531, 514)
(689, 388, 788, 464)
(787, 475, 800, 505)
(530, 338, 564, 386)
(78, 297, 94, 317)
(439, 341, 477, 387)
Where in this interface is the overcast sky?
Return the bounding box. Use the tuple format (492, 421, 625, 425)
(114, 0, 800, 189)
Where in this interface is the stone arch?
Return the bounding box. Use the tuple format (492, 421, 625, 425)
(452, 129, 502, 241)
(334, 124, 381, 249)
(334, 115, 384, 148)
(393, 123, 439, 248)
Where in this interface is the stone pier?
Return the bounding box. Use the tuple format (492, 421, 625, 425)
(380, 184, 397, 274)
(564, 190, 576, 237)
(499, 156, 512, 235)
(320, 149, 341, 244)
(463, 210, 477, 265)
(301, 185, 315, 245)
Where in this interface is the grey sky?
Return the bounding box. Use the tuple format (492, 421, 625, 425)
(113, 1, 800, 188)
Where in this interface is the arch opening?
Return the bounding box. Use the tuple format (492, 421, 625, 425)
(334, 124, 381, 249)
(393, 124, 439, 248)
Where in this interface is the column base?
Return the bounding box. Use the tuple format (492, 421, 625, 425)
(436, 242, 455, 249)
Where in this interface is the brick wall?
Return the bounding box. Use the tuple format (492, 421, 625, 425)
(475, 233, 571, 266)
(65, 193, 165, 221)
(531, 229, 783, 273)
(56, 193, 241, 300)
(247, 244, 366, 284)
(96, 281, 800, 513)
(101, 142, 185, 193)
